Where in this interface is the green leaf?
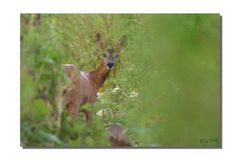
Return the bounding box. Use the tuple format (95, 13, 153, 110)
(32, 99, 50, 121)
(38, 130, 63, 144)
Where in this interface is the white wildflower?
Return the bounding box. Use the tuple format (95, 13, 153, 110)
(112, 87, 120, 93)
(97, 92, 104, 99)
(129, 91, 139, 98)
(96, 108, 107, 117)
(96, 109, 103, 117)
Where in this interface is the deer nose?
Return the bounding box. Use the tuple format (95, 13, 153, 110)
(107, 62, 114, 68)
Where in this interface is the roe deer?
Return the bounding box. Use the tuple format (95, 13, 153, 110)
(58, 33, 127, 124)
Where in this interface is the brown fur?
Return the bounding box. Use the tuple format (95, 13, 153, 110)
(61, 61, 110, 122)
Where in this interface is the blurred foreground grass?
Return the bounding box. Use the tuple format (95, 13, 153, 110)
(20, 14, 221, 147)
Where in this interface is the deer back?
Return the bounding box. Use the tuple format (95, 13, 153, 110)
(61, 64, 98, 112)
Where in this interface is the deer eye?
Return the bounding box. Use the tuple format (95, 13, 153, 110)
(115, 54, 119, 58)
(103, 53, 107, 58)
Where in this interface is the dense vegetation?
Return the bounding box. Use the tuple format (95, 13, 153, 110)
(20, 14, 221, 147)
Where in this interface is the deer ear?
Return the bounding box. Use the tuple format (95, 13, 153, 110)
(95, 32, 107, 51)
(96, 32, 101, 42)
(116, 35, 128, 52)
(119, 35, 128, 48)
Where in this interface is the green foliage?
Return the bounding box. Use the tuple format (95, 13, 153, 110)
(20, 14, 221, 147)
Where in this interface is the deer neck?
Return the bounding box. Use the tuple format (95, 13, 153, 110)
(89, 61, 110, 90)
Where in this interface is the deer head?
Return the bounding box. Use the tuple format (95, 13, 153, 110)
(96, 33, 128, 70)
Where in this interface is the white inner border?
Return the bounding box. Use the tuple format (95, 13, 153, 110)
(1, 0, 240, 160)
